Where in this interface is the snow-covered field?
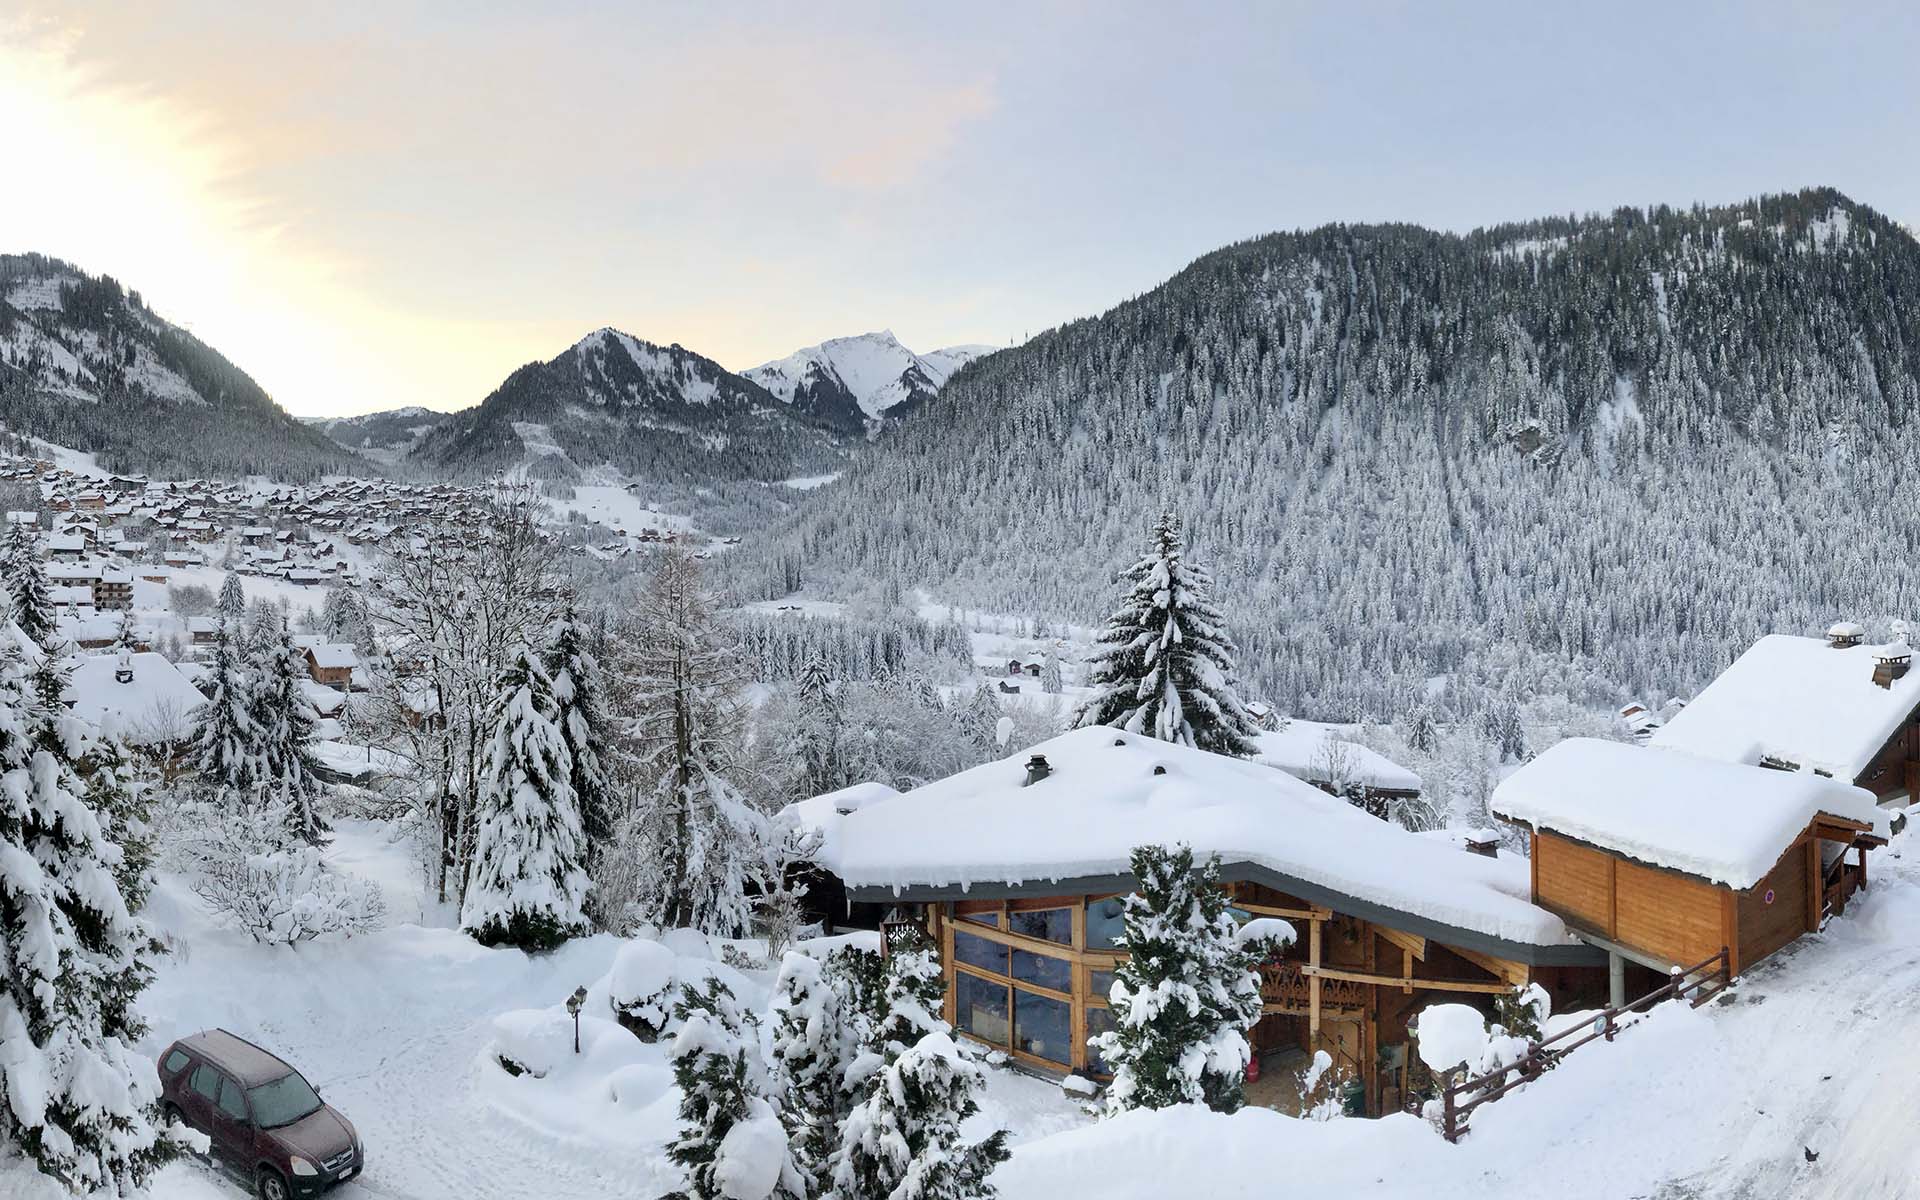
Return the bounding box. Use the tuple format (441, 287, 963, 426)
(54, 818, 1905, 1200)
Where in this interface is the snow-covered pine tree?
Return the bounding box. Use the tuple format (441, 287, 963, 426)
(769, 951, 865, 1196)
(1093, 843, 1268, 1114)
(110, 610, 139, 655)
(624, 547, 774, 936)
(1071, 513, 1262, 758)
(667, 977, 801, 1200)
(958, 686, 1002, 755)
(833, 925, 1007, 1200)
(250, 621, 329, 844)
(188, 620, 258, 794)
(460, 646, 591, 950)
(543, 603, 617, 856)
(1405, 702, 1439, 754)
(787, 658, 844, 799)
(4, 520, 54, 645)
(1040, 652, 1063, 695)
(0, 646, 187, 1194)
(215, 572, 246, 625)
(319, 585, 353, 641)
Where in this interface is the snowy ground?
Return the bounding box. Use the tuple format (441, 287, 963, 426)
(16, 802, 1902, 1200)
(115, 820, 1087, 1200)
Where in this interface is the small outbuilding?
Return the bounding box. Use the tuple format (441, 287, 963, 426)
(1493, 738, 1889, 998)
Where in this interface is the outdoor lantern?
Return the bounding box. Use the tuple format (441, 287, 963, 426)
(566, 985, 588, 1053)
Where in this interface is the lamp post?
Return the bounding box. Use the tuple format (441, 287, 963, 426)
(566, 986, 588, 1054)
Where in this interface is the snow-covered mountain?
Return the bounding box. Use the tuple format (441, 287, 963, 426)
(409, 327, 850, 484)
(733, 187, 1920, 722)
(304, 405, 452, 464)
(744, 330, 994, 430)
(0, 253, 353, 480)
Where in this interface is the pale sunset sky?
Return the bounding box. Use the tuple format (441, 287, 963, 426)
(3, 2, 1916, 418)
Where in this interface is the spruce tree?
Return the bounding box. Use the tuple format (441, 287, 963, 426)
(4, 520, 54, 645)
(667, 977, 801, 1200)
(461, 646, 591, 950)
(788, 658, 844, 799)
(769, 951, 866, 1197)
(1406, 702, 1440, 754)
(215, 572, 246, 625)
(1040, 653, 1063, 695)
(833, 926, 1008, 1200)
(188, 620, 258, 794)
(0, 651, 186, 1194)
(1071, 514, 1262, 757)
(250, 621, 328, 844)
(1092, 844, 1270, 1114)
(544, 604, 617, 856)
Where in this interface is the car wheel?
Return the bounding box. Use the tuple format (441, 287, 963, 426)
(256, 1168, 289, 1200)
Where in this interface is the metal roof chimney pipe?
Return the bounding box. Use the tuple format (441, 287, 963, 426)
(1023, 754, 1052, 787)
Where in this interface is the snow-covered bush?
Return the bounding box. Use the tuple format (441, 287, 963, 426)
(667, 977, 802, 1200)
(769, 951, 868, 1195)
(488, 1008, 578, 1079)
(1295, 1050, 1351, 1122)
(1093, 844, 1267, 1115)
(177, 800, 385, 944)
(607, 939, 677, 1040)
(1493, 982, 1550, 1042)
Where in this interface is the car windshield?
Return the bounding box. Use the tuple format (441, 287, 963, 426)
(247, 1072, 322, 1129)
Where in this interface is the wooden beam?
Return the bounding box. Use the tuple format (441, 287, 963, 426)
(1308, 917, 1323, 1041)
(1448, 944, 1528, 988)
(1376, 925, 1426, 961)
(1237, 900, 1330, 921)
(1302, 964, 1514, 995)
(1401, 945, 1413, 994)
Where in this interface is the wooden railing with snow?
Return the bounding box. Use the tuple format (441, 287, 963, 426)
(1439, 946, 1731, 1144)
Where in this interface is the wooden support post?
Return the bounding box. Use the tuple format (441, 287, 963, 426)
(1309, 917, 1323, 1044)
(1402, 945, 1413, 994)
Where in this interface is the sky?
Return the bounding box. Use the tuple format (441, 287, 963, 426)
(3, 1, 1917, 418)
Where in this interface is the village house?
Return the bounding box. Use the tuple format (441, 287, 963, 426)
(803, 727, 1604, 1116)
(303, 643, 360, 688)
(1252, 719, 1425, 818)
(63, 651, 207, 750)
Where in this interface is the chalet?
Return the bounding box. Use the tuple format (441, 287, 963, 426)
(1253, 720, 1424, 817)
(63, 651, 206, 747)
(1493, 738, 1888, 1001)
(807, 727, 1602, 1115)
(303, 645, 359, 687)
(46, 533, 86, 560)
(186, 617, 220, 646)
(1244, 700, 1283, 732)
(1648, 630, 1920, 801)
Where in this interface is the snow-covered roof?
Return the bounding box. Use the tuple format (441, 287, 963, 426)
(1491, 738, 1888, 890)
(307, 643, 358, 669)
(1253, 720, 1422, 792)
(63, 651, 206, 744)
(1649, 635, 1920, 780)
(785, 781, 903, 865)
(822, 726, 1577, 955)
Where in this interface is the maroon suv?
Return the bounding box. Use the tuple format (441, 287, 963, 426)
(158, 1029, 364, 1199)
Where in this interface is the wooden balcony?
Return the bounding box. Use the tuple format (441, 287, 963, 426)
(1259, 961, 1367, 1016)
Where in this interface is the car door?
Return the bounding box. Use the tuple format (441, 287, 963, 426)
(209, 1073, 255, 1165)
(184, 1062, 222, 1134)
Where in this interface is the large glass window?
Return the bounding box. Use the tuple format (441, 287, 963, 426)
(1088, 968, 1118, 1002)
(1008, 907, 1072, 945)
(1014, 990, 1072, 1065)
(1085, 1005, 1118, 1075)
(1087, 897, 1128, 950)
(959, 910, 1001, 928)
(954, 973, 1010, 1046)
(1011, 948, 1071, 992)
(954, 930, 1008, 974)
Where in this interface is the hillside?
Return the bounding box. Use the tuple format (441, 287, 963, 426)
(744, 330, 994, 431)
(408, 327, 851, 485)
(0, 253, 354, 480)
(305, 405, 450, 464)
(728, 188, 1920, 721)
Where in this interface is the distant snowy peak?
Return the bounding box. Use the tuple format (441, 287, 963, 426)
(745, 331, 995, 426)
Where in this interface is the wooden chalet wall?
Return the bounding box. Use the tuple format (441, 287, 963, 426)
(1853, 707, 1920, 799)
(1531, 829, 1826, 977)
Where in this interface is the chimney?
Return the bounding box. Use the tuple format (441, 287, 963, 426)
(1464, 830, 1500, 858)
(1022, 754, 1052, 787)
(114, 653, 134, 685)
(1827, 621, 1865, 649)
(1873, 644, 1911, 690)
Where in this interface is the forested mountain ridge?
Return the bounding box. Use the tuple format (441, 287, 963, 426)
(729, 188, 1920, 722)
(0, 253, 355, 479)
(305, 405, 451, 464)
(409, 327, 852, 485)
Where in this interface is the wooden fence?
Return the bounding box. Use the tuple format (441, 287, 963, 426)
(1440, 946, 1731, 1143)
